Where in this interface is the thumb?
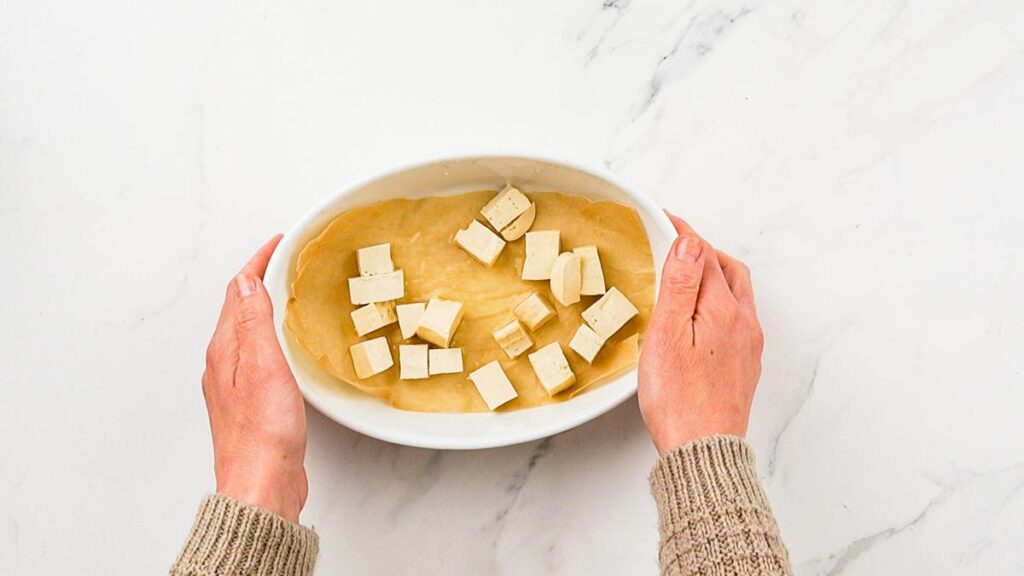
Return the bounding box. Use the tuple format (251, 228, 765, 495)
(654, 236, 706, 320)
(233, 274, 281, 358)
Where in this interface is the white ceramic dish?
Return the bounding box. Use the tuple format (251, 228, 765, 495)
(264, 155, 675, 449)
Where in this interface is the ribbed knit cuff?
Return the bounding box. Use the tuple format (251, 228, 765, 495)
(650, 435, 792, 576)
(171, 494, 319, 576)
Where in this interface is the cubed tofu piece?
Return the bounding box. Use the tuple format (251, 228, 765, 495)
(480, 185, 532, 231)
(492, 320, 534, 359)
(399, 344, 429, 380)
(499, 203, 536, 241)
(468, 361, 518, 410)
(454, 220, 506, 266)
(350, 337, 393, 379)
(573, 245, 606, 296)
(349, 271, 404, 305)
(581, 287, 639, 339)
(513, 292, 556, 331)
(522, 231, 560, 280)
(528, 342, 576, 396)
(357, 243, 394, 276)
(569, 324, 606, 363)
(396, 302, 426, 340)
(428, 348, 464, 375)
(350, 301, 397, 337)
(415, 298, 465, 348)
(550, 252, 582, 307)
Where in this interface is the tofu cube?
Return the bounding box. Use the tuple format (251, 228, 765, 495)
(357, 243, 394, 276)
(349, 271, 404, 305)
(468, 361, 518, 410)
(415, 298, 465, 348)
(350, 301, 397, 337)
(499, 203, 536, 241)
(528, 342, 576, 396)
(428, 348, 464, 375)
(399, 344, 429, 380)
(349, 337, 393, 379)
(396, 302, 426, 340)
(454, 220, 506, 266)
(573, 245, 606, 296)
(550, 252, 582, 307)
(492, 320, 534, 359)
(581, 287, 639, 339)
(480, 185, 532, 231)
(522, 231, 560, 280)
(513, 292, 556, 331)
(569, 324, 606, 363)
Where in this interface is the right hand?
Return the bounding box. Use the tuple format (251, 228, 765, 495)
(638, 214, 765, 455)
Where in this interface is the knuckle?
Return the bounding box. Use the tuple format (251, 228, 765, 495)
(726, 255, 751, 278)
(205, 341, 222, 371)
(201, 369, 214, 393)
(663, 266, 701, 294)
(748, 320, 765, 351)
(736, 266, 752, 285)
(665, 278, 698, 295)
(235, 300, 263, 329)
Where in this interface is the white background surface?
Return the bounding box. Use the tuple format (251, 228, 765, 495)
(2, 1, 1023, 574)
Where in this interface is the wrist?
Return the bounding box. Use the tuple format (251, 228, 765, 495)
(215, 452, 308, 523)
(647, 417, 747, 456)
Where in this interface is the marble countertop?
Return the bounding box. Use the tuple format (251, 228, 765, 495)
(3, 1, 1023, 574)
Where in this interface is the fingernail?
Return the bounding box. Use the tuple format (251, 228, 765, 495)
(235, 274, 256, 297)
(674, 236, 702, 263)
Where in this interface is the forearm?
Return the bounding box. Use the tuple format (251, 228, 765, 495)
(171, 494, 318, 576)
(650, 435, 792, 576)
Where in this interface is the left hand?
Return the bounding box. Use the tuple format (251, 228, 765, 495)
(202, 235, 309, 522)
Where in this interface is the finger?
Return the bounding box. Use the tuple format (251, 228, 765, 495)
(223, 234, 283, 336)
(233, 273, 287, 376)
(205, 279, 241, 385)
(695, 249, 736, 313)
(653, 235, 707, 325)
(716, 250, 756, 311)
(211, 279, 239, 341)
(207, 236, 284, 388)
(664, 211, 701, 239)
(240, 234, 284, 280)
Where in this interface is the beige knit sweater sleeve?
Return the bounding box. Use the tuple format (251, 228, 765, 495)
(171, 494, 318, 576)
(650, 435, 793, 576)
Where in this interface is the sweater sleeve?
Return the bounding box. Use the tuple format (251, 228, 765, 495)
(649, 435, 793, 576)
(171, 494, 319, 576)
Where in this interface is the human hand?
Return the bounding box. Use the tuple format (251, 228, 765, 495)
(202, 235, 308, 522)
(638, 214, 764, 455)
